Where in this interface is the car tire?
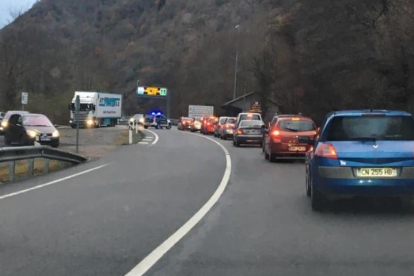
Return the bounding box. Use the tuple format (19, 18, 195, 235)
(269, 152, 277, 162)
(264, 149, 270, 160)
(4, 136, 11, 146)
(311, 179, 326, 211)
(71, 125, 76, 129)
(234, 140, 240, 147)
(306, 167, 312, 198)
(144, 126, 148, 129)
(167, 123, 172, 130)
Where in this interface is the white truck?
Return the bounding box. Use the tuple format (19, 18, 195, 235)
(69, 91, 122, 128)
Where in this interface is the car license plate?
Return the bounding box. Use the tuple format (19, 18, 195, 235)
(289, 146, 306, 152)
(41, 136, 51, 141)
(356, 168, 398, 178)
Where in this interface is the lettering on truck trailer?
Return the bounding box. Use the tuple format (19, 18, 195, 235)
(99, 98, 121, 107)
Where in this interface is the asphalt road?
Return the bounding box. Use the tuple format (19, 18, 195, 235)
(2, 127, 414, 275)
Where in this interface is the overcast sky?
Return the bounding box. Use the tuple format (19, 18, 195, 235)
(0, 0, 37, 28)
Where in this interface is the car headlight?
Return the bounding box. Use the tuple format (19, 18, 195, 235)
(52, 130, 59, 138)
(139, 118, 144, 123)
(1, 121, 8, 128)
(86, 119, 94, 125)
(130, 118, 134, 122)
(26, 130, 37, 138)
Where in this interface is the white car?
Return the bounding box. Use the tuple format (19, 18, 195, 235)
(235, 112, 263, 128)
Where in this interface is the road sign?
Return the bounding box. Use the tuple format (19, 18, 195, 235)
(21, 92, 28, 105)
(188, 105, 214, 118)
(137, 86, 168, 96)
(250, 101, 262, 113)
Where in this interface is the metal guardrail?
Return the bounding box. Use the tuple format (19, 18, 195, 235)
(0, 146, 87, 182)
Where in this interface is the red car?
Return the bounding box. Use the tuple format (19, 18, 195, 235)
(264, 116, 317, 162)
(201, 116, 218, 135)
(178, 117, 194, 131)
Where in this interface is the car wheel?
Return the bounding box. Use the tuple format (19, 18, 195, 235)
(311, 178, 326, 211)
(167, 123, 172, 130)
(71, 125, 76, 129)
(4, 136, 11, 146)
(264, 149, 270, 160)
(269, 152, 277, 162)
(144, 126, 148, 129)
(234, 140, 240, 147)
(306, 168, 311, 198)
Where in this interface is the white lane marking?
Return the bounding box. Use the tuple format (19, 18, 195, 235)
(125, 134, 231, 276)
(142, 138, 152, 141)
(138, 142, 149, 145)
(0, 164, 109, 200)
(143, 129, 159, 146)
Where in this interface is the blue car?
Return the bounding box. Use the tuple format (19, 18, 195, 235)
(305, 110, 414, 211)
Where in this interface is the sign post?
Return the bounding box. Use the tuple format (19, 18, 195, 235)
(75, 95, 80, 154)
(21, 92, 28, 111)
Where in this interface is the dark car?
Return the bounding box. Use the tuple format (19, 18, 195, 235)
(306, 110, 414, 211)
(178, 117, 194, 131)
(233, 120, 265, 147)
(144, 114, 172, 129)
(4, 113, 59, 147)
(0, 111, 29, 135)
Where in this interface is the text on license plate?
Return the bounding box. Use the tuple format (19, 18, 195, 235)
(289, 146, 306, 152)
(41, 136, 51, 141)
(356, 168, 398, 178)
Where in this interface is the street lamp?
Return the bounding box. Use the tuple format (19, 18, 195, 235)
(233, 25, 240, 100)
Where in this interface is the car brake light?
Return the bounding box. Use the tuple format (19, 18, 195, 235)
(315, 143, 338, 159)
(271, 130, 280, 137)
(292, 117, 301, 121)
(237, 129, 244, 134)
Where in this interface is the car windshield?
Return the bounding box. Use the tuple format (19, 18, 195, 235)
(240, 120, 263, 128)
(23, 116, 53, 127)
(133, 115, 143, 119)
(278, 120, 315, 132)
(219, 118, 228, 124)
(227, 118, 236, 124)
(326, 116, 414, 141)
(239, 114, 261, 121)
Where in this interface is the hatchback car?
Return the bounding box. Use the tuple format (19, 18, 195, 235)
(220, 117, 237, 140)
(4, 113, 59, 147)
(264, 116, 317, 161)
(233, 120, 265, 147)
(214, 117, 229, 137)
(201, 116, 218, 135)
(191, 117, 202, 132)
(0, 111, 29, 135)
(178, 117, 194, 131)
(305, 110, 414, 211)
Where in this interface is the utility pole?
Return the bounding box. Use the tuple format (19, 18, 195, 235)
(233, 25, 240, 100)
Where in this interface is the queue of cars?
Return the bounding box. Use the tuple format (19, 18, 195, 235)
(0, 110, 60, 147)
(179, 110, 414, 212)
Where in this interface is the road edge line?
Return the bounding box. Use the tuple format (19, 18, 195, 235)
(0, 164, 110, 200)
(125, 134, 231, 276)
(143, 129, 159, 146)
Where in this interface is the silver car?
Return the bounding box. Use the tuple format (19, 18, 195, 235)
(233, 120, 265, 147)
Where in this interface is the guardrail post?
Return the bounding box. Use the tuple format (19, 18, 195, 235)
(9, 161, 15, 182)
(43, 159, 50, 174)
(28, 159, 34, 177)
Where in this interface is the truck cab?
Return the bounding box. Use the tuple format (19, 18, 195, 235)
(69, 91, 121, 128)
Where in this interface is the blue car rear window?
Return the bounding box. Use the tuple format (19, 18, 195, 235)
(325, 116, 414, 141)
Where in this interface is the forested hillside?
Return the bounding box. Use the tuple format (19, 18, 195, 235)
(1, 0, 414, 123)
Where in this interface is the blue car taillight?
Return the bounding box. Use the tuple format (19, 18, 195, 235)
(315, 143, 338, 159)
